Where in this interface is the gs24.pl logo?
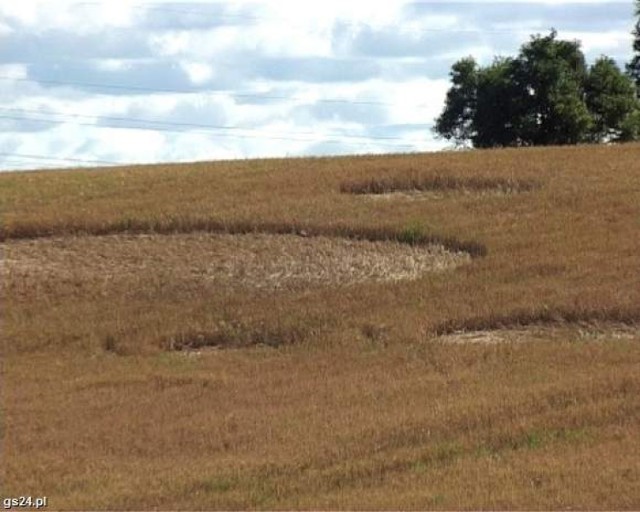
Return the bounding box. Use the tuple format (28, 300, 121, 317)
(2, 496, 48, 510)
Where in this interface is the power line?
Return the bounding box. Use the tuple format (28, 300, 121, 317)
(0, 152, 122, 166)
(0, 113, 424, 149)
(73, 2, 615, 35)
(76, 2, 268, 23)
(0, 114, 420, 149)
(0, 162, 64, 170)
(0, 76, 406, 108)
(0, 156, 65, 165)
(0, 160, 54, 167)
(0, 107, 424, 143)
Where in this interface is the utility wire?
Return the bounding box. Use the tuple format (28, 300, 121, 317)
(0, 152, 123, 166)
(75, 2, 270, 23)
(0, 114, 423, 149)
(73, 2, 595, 35)
(0, 107, 425, 143)
(0, 162, 64, 170)
(0, 76, 409, 108)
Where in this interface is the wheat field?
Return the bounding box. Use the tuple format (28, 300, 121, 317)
(1, 143, 640, 509)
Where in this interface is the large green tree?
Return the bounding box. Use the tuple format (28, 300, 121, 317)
(435, 30, 639, 147)
(513, 30, 591, 145)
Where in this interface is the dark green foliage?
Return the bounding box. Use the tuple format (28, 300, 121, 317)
(586, 57, 640, 141)
(435, 30, 640, 147)
(619, 109, 640, 141)
(627, 0, 640, 95)
(474, 58, 523, 147)
(514, 31, 592, 145)
(434, 57, 478, 146)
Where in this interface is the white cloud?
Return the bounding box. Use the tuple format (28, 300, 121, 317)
(149, 24, 333, 60)
(148, 31, 191, 56)
(559, 29, 633, 55)
(265, 1, 403, 29)
(0, 2, 39, 26)
(383, 78, 450, 124)
(0, 64, 27, 79)
(0, 19, 11, 35)
(93, 59, 134, 72)
(180, 61, 214, 85)
(0, 1, 136, 32)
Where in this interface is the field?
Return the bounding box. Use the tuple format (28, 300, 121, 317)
(1, 143, 640, 509)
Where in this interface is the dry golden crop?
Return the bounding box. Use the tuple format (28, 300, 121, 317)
(1, 143, 639, 509)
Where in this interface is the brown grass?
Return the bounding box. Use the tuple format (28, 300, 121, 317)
(340, 173, 540, 195)
(2, 143, 640, 509)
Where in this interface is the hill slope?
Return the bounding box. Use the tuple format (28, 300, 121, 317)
(2, 144, 639, 509)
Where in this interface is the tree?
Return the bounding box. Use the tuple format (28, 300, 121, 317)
(627, 0, 640, 95)
(619, 109, 640, 141)
(586, 57, 640, 141)
(434, 57, 477, 146)
(513, 30, 591, 145)
(434, 30, 639, 147)
(473, 58, 523, 147)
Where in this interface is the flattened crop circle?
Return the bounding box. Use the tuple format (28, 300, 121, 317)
(2, 233, 471, 292)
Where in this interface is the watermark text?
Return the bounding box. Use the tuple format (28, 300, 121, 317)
(2, 497, 48, 510)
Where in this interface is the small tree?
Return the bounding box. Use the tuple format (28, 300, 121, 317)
(627, 0, 640, 96)
(586, 57, 639, 141)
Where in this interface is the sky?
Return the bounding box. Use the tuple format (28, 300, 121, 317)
(0, 0, 636, 171)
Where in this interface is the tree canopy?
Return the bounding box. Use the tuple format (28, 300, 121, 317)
(435, 30, 640, 147)
(627, 0, 640, 95)
(587, 57, 640, 141)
